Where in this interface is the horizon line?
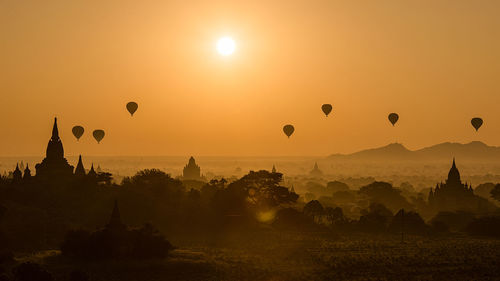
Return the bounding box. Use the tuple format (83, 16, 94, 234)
(0, 140, 494, 159)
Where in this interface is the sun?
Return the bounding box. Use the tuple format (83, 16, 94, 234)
(216, 37, 236, 56)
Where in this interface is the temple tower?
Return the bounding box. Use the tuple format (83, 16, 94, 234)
(35, 118, 74, 180)
(183, 156, 201, 180)
(106, 200, 125, 230)
(12, 164, 22, 183)
(23, 164, 31, 180)
(74, 155, 86, 177)
(87, 164, 97, 178)
(309, 162, 323, 177)
(446, 158, 461, 186)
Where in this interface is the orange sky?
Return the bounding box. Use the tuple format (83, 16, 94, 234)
(1, 0, 499, 157)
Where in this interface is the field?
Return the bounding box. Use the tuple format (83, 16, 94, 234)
(13, 232, 500, 281)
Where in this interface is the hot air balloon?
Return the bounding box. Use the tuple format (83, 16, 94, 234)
(321, 104, 333, 117)
(72, 126, 85, 141)
(388, 113, 399, 126)
(126, 102, 138, 116)
(93, 130, 105, 144)
(283, 124, 295, 138)
(471, 117, 483, 132)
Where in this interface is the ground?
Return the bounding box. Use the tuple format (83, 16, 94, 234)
(11, 233, 500, 281)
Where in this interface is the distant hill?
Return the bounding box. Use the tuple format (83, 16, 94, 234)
(327, 141, 500, 162)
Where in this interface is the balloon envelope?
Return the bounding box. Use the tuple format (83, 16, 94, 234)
(388, 113, 399, 126)
(126, 102, 138, 116)
(321, 104, 333, 117)
(93, 130, 105, 144)
(72, 126, 84, 141)
(283, 124, 295, 138)
(471, 117, 483, 131)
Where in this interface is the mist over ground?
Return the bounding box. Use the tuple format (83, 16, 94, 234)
(4, 141, 500, 190)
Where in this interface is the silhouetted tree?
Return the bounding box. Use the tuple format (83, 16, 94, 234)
(200, 179, 227, 204)
(388, 209, 428, 235)
(303, 200, 324, 222)
(332, 190, 356, 204)
(122, 169, 184, 197)
(306, 181, 326, 196)
(130, 223, 174, 258)
(474, 183, 495, 199)
(326, 181, 350, 193)
(430, 211, 475, 232)
(228, 170, 298, 209)
(357, 203, 393, 233)
(359, 182, 413, 212)
(490, 184, 500, 202)
(210, 179, 249, 221)
(96, 172, 113, 185)
(324, 207, 346, 226)
(119, 169, 186, 226)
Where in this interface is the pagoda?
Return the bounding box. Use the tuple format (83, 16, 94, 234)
(35, 118, 74, 180)
(183, 156, 202, 180)
(309, 162, 323, 178)
(428, 159, 478, 212)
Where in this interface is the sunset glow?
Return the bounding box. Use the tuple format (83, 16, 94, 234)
(1, 1, 499, 157)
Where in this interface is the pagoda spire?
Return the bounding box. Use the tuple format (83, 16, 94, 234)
(36, 117, 74, 179)
(88, 163, 97, 177)
(52, 117, 60, 141)
(13, 163, 22, 182)
(23, 164, 31, 179)
(107, 200, 125, 229)
(447, 157, 461, 185)
(74, 155, 86, 177)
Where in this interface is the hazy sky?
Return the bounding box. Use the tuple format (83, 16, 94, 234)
(1, 0, 499, 157)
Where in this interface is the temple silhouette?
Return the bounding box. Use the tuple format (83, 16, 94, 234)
(107, 199, 126, 231)
(183, 156, 202, 180)
(12, 164, 23, 183)
(35, 118, 74, 180)
(428, 159, 490, 212)
(74, 155, 86, 178)
(309, 162, 323, 177)
(60, 199, 173, 259)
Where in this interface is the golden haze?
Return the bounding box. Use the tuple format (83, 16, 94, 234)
(1, 0, 499, 156)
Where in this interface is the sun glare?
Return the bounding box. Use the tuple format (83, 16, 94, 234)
(216, 37, 236, 56)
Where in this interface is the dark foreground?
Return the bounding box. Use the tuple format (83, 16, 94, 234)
(9, 234, 500, 281)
